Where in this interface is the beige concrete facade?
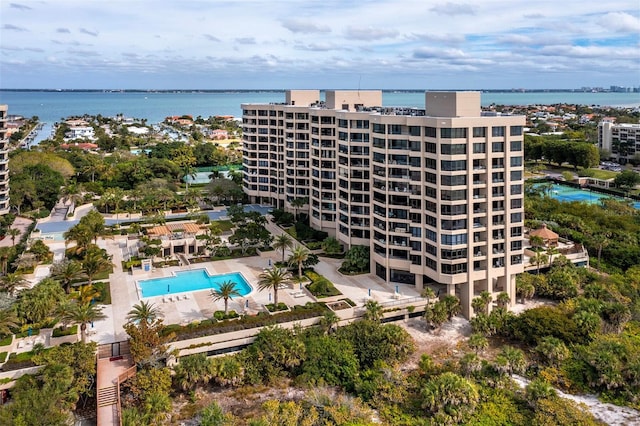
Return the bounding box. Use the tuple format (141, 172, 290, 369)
(0, 105, 10, 215)
(242, 91, 525, 317)
(598, 120, 640, 164)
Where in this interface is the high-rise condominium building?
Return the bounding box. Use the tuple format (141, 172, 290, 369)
(0, 105, 10, 215)
(598, 120, 640, 164)
(242, 91, 525, 317)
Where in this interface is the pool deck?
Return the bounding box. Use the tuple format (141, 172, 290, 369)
(65, 222, 420, 346)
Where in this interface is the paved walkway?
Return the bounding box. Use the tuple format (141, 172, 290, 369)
(0, 216, 34, 248)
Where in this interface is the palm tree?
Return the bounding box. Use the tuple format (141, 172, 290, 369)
(516, 280, 536, 304)
(6, 228, 20, 246)
(0, 272, 28, 296)
(290, 197, 308, 220)
(591, 232, 611, 271)
(421, 287, 436, 306)
(363, 299, 384, 322)
(210, 281, 241, 315)
(126, 300, 162, 325)
(0, 247, 14, 275)
(468, 333, 488, 355)
(50, 259, 85, 294)
(530, 251, 548, 274)
(82, 252, 113, 286)
(257, 267, 292, 306)
(60, 301, 106, 343)
(0, 309, 19, 337)
(319, 311, 340, 334)
(75, 284, 101, 304)
(288, 245, 310, 278)
(496, 292, 511, 309)
(272, 233, 294, 263)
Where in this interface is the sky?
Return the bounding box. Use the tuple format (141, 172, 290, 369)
(1, 0, 639, 90)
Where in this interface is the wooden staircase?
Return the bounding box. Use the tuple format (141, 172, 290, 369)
(97, 384, 118, 407)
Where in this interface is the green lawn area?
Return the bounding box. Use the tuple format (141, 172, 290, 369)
(582, 168, 618, 180)
(215, 220, 234, 232)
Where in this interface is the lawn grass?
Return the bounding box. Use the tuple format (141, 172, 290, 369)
(0, 335, 12, 347)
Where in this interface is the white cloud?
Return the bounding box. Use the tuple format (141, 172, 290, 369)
(430, 2, 476, 16)
(598, 12, 640, 33)
(282, 18, 331, 34)
(345, 26, 398, 40)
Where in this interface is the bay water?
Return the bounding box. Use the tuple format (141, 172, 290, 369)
(1, 90, 639, 126)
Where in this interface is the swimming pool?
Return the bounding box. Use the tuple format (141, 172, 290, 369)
(138, 269, 253, 298)
(539, 184, 640, 209)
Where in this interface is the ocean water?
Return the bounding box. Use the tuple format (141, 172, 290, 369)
(1, 90, 638, 125)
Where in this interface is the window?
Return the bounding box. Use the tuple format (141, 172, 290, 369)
(441, 160, 467, 171)
(441, 175, 466, 186)
(510, 170, 522, 181)
(511, 212, 522, 222)
(426, 229, 437, 242)
(425, 158, 437, 170)
(425, 187, 437, 199)
(441, 189, 467, 201)
(425, 214, 437, 227)
(426, 243, 437, 255)
(511, 240, 522, 251)
(425, 200, 437, 213)
(510, 126, 523, 136)
(492, 126, 505, 137)
(511, 198, 523, 209)
(373, 123, 385, 133)
(492, 142, 504, 152)
(409, 126, 421, 136)
(441, 234, 468, 245)
(510, 156, 523, 167)
(424, 127, 437, 138)
(441, 128, 468, 139)
(510, 140, 522, 151)
(441, 248, 467, 260)
(425, 142, 437, 153)
(425, 257, 437, 271)
(425, 172, 437, 184)
(473, 143, 486, 153)
(511, 226, 522, 237)
(510, 184, 522, 195)
(511, 255, 522, 265)
(389, 124, 402, 135)
(441, 263, 468, 274)
(441, 204, 467, 215)
(473, 127, 487, 137)
(441, 144, 467, 155)
(441, 219, 467, 230)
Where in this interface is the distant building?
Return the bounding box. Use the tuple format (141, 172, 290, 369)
(242, 90, 525, 318)
(598, 120, 640, 163)
(0, 105, 10, 215)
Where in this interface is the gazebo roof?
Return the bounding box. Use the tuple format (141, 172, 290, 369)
(147, 222, 202, 236)
(530, 223, 558, 240)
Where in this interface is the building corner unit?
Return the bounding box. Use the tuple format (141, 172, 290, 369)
(241, 91, 525, 318)
(0, 105, 10, 215)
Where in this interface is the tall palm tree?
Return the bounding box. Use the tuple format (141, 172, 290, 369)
(0, 309, 19, 337)
(272, 233, 294, 263)
(82, 252, 113, 286)
(421, 287, 436, 306)
(0, 247, 14, 275)
(363, 299, 384, 322)
(6, 228, 20, 246)
(60, 301, 106, 343)
(496, 292, 511, 309)
(290, 197, 308, 220)
(257, 267, 292, 306)
(210, 281, 241, 315)
(0, 272, 28, 296)
(288, 245, 310, 278)
(516, 280, 536, 304)
(591, 232, 611, 271)
(50, 259, 85, 294)
(126, 300, 162, 325)
(530, 251, 548, 275)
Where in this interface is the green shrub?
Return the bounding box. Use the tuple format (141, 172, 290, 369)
(0, 335, 12, 347)
(52, 325, 78, 338)
(213, 311, 240, 321)
(266, 303, 288, 312)
(305, 270, 341, 298)
(14, 328, 40, 339)
(0, 352, 7, 363)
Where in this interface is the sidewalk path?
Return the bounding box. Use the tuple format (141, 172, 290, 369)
(0, 217, 34, 248)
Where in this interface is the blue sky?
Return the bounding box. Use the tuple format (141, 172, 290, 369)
(1, 0, 639, 90)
